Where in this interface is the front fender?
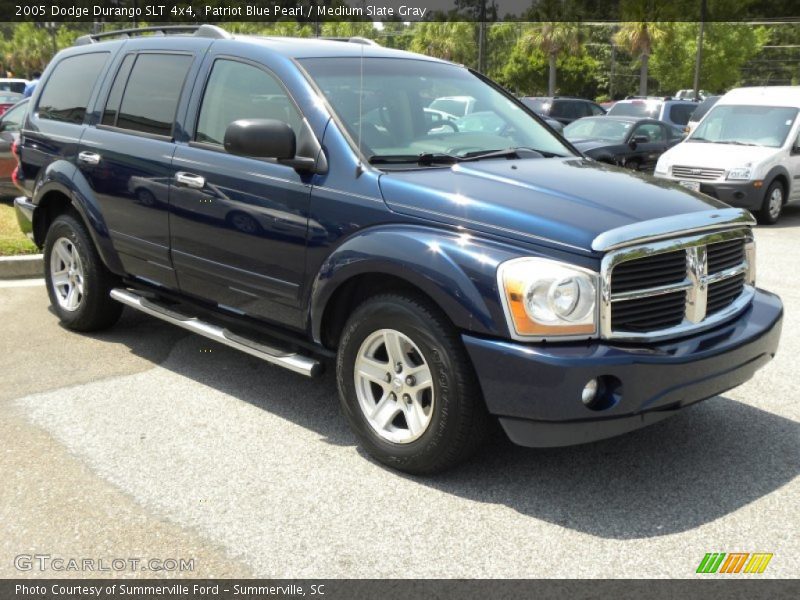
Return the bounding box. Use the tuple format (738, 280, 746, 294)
(309, 225, 536, 343)
(34, 160, 124, 275)
(763, 164, 792, 196)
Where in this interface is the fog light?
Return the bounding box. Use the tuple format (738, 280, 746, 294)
(581, 378, 599, 405)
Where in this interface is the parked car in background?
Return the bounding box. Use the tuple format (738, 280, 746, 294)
(685, 95, 722, 134)
(0, 98, 28, 197)
(655, 86, 800, 224)
(564, 116, 683, 172)
(520, 96, 606, 125)
(0, 78, 28, 95)
(428, 95, 476, 118)
(675, 89, 709, 101)
(516, 98, 563, 132)
(0, 92, 23, 116)
(607, 97, 698, 128)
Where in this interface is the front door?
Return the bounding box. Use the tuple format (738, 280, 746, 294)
(627, 122, 669, 172)
(169, 57, 312, 328)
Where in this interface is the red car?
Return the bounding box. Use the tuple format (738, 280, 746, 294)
(0, 92, 23, 116)
(0, 98, 27, 197)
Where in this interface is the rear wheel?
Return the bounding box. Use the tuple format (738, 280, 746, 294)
(336, 293, 489, 474)
(43, 212, 122, 331)
(757, 181, 784, 225)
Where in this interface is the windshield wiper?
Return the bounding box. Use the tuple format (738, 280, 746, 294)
(461, 147, 549, 160)
(368, 152, 461, 166)
(718, 140, 759, 146)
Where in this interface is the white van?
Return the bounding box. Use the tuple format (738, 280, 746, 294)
(654, 86, 800, 223)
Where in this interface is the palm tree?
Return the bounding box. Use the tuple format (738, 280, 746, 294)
(523, 23, 583, 96)
(613, 22, 666, 96)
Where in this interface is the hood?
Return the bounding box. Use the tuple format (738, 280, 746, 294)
(569, 139, 616, 153)
(660, 141, 778, 170)
(378, 157, 728, 254)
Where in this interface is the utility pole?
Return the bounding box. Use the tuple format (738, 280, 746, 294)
(478, 0, 486, 74)
(692, 0, 707, 100)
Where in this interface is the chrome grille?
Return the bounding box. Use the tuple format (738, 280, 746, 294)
(707, 239, 745, 274)
(671, 165, 726, 181)
(601, 230, 754, 340)
(707, 274, 746, 315)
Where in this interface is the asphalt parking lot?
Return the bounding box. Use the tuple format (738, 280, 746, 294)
(1, 207, 798, 579)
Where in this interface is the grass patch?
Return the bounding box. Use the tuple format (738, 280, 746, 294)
(0, 200, 38, 256)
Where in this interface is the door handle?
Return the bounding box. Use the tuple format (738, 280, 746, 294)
(78, 151, 101, 165)
(175, 172, 205, 189)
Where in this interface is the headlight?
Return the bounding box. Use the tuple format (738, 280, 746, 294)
(497, 257, 598, 339)
(727, 167, 751, 180)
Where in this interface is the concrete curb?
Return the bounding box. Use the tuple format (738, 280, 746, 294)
(0, 254, 43, 279)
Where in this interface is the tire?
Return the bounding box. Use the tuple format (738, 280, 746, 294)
(43, 212, 123, 332)
(336, 293, 490, 475)
(757, 180, 784, 225)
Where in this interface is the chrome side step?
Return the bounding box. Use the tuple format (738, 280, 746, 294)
(110, 288, 322, 377)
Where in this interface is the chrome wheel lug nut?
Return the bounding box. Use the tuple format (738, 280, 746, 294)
(405, 375, 415, 386)
(395, 362, 403, 374)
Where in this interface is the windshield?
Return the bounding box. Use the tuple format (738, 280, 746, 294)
(564, 117, 631, 142)
(300, 58, 572, 164)
(607, 101, 660, 119)
(690, 104, 798, 148)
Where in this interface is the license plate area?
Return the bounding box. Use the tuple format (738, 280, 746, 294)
(679, 180, 701, 192)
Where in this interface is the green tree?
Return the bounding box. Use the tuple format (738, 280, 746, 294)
(521, 23, 583, 96)
(613, 22, 666, 96)
(650, 23, 769, 93)
(409, 22, 477, 66)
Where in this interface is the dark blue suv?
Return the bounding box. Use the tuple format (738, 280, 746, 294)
(15, 25, 782, 474)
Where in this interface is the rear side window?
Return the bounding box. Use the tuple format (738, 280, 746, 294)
(196, 59, 302, 146)
(589, 103, 605, 116)
(668, 103, 696, 125)
(102, 54, 135, 126)
(38, 53, 109, 124)
(550, 101, 579, 119)
(114, 53, 192, 137)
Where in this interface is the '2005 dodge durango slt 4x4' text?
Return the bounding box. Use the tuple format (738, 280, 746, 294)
(15, 26, 783, 474)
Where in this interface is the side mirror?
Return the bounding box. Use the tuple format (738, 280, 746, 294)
(224, 119, 317, 172)
(224, 118, 295, 160)
(631, 135, 649, 145)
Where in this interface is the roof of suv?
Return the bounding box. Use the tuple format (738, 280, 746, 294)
(718, 86, 800, 107)
(73, 26, 441, 63)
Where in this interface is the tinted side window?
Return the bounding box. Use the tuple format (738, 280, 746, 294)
(102, 54, 135, 126)
(38, 53, 108, 124)
(549, 101, 575, 118)
(668, 104, 696, 126)
(589, 102, 605, 116)
(633, 123, 664, 142)
(196, 59, 302, 146)
(116, 54, 192, 137)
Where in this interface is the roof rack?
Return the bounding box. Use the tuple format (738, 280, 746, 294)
(74, 24, 230, 46)
(318, 36, 380, 46)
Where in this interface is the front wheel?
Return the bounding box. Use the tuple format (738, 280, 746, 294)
(336, 293, 489, 474)
(757, 181, 784, 225)
(43, 212, 123, 331)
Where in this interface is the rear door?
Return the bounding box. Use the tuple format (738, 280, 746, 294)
(169, 53, 313, 327)
(77, 43, 204, 289)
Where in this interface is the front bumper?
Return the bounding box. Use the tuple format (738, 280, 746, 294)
(14, 196, 35, 242)
(463, 289, 782, 447)
(658, 176, 764, 210)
